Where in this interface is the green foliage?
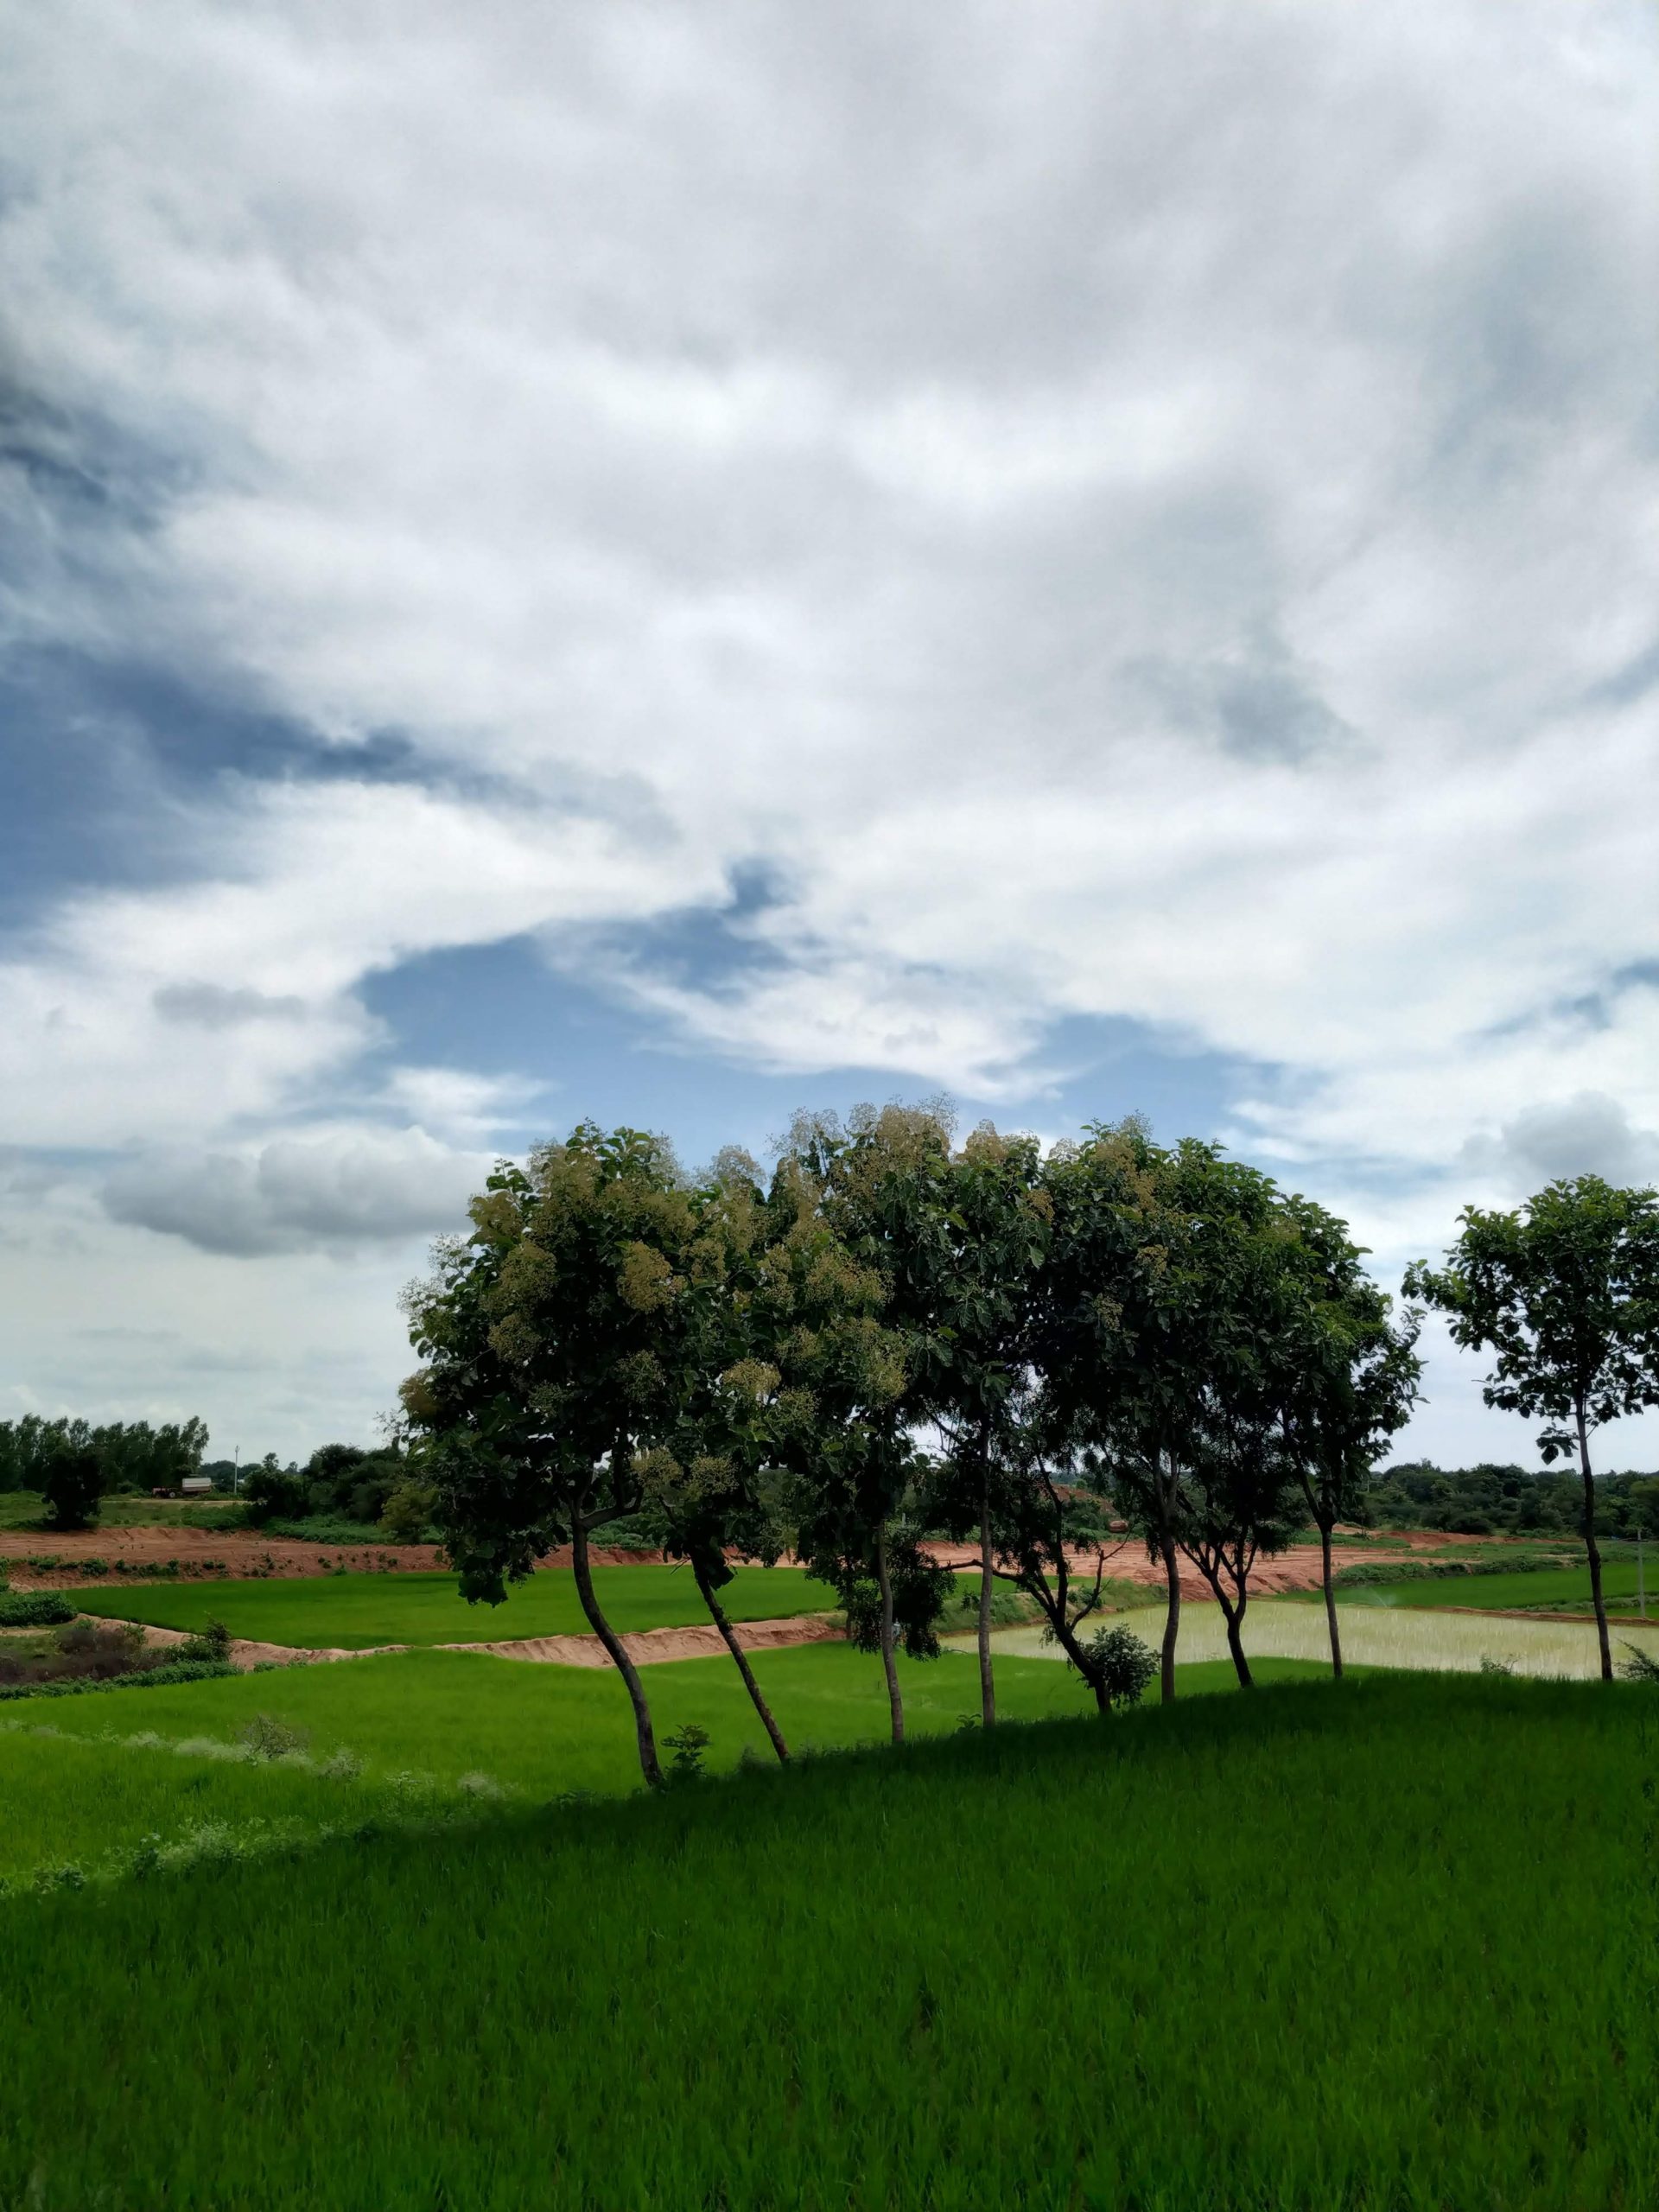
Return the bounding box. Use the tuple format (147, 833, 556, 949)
(1077, 1623, 1159, 1710)
(1371, 1457, 1659, 1536)
(261, 1515, 388, 1546)
(663, 1719, 710, 1778)
(1406, 1176, 1659, 1462)
(0, 1592, 76, 1628)
(378, 1479, 438, 1546)
(1618, 1641, 1659, 1682)
(402, 1123, 701, 1603)
(39, 1445, 104, 1533)
(237, 1713, 312, 1760)
(1, 1678, 1656, 2209)
(176, 1620, 232, 1664)
(0, 1659, 235, 1702)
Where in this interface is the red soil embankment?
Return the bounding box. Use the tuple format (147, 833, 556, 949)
(0, 1527, 670, 1590)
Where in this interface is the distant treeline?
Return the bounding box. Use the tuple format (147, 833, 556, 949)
(0, 1415, 208, 1496)
(1372, 1460, 1659, 1540)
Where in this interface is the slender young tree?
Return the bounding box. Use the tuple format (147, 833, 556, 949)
(977, 1386, 1138, 1712)
(924, 1126, 1052, 1728)
(1275, 1196, 1421, 1676)
(776, 1105, 958, 1745)
(1406, 1177, 1659, 1682)
(400, 1123, 703, 1789)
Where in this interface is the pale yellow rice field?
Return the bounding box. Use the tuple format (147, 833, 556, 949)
(986, 1599, 1659, 1681)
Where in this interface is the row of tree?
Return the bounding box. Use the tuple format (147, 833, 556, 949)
(1370, 1459, 1659, 1540)
(0, 1414, 211, 1529)
(400, 1109, 1432, 1789)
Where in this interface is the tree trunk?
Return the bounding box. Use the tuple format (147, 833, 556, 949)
(875, 1531, 904, 1745)
(1578, 1404, 1613, 1683)
(977, 1472, 997, 1730)
(572, 1516, 664, 1788)
(1319, 1520, 1344, 1680)
(1158, 1529, 1181, 1704)
(1221, 1596, 1255, 1689)
(693, 1555, 789, 1763)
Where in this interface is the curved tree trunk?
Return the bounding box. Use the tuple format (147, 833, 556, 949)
(977, 1472, 997, 1729)
(693, 1555, 790, 1763)
(875, 1532, 905, 1745)
(1578, 1405, 1613, 1683)
(1221, 1595, 1255, 1689)
(1319, 1522, 1344, 1680)
(572, 1516, 664, 1788)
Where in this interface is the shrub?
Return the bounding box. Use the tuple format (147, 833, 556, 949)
(241, 1464, 308, 1525)
(1083, 1624, 1159, 1712)
(664, 1721, 711, 1780)
(0, 1592, 76, 1628)
(378, 1479, 439, 1547)
(177, 1619, 233, 1664)
(0, 1658, 234, 1701)
(237, 1713, 312, 1761)
(1618, 1642, 1659, 1683)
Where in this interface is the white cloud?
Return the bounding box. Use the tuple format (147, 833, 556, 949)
(3, 0, 1657, 1455)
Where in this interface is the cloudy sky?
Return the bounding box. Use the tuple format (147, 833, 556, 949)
(3, 0, 1656, 1467)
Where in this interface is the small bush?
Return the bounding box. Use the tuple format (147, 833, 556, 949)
(378, 1479, 439, 1547)
(664, 1721, 711, 1780)
(237, 1713, 312, 1761)
(177, 1619, 233, 1664)
(1082, 1624, 1159, 1713)
(262, 1516, 385, 1547)
(1618, 1642, 1659, 1684)
(0, 1592, 76, 1628)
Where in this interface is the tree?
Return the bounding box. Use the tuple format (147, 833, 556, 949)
(928, 1127, 1052, 1728)
(40, 1440, 103, 1531)
(401, 1123, 702, 1788)
(767, 1109, 946, 1746)
(1406, 1177, 1659, 1682)
(1275, 1196, 1421, 1675)
(979, 1386, 1139, 1713)
(632, 1151, 800, 1763)
(1039, 1122, 1217, 1702)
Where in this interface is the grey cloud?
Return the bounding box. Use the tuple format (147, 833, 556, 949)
(1121, 640, 1352, 766)
(102, 1128, 487, 1255)
(1461, 1093, 1659, 1193)
(153, 983, 308, 1028)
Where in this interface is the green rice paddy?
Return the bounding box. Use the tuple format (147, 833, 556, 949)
(4, 1642, 1338, 1874)
(3, 1673, 1655, 2209)
(73, 1562, 841, 1647)
(1318, 1559, 1656, 1613)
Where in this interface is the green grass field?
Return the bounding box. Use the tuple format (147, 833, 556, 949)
(1319, 1559, 1656, 1613)
(73, 1562, 842, 1646)
(3, 1674, 1655, 2209)
(0, 1489, 245, 1533)
(0, 1642, 1338, 1878)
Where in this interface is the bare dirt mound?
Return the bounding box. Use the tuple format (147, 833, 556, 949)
(442, 1612, 846, 1668)
(137, 1623, 402, 1669)
(130, 1611, 844, 1673)
(923, 1528, 1538, 1602)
